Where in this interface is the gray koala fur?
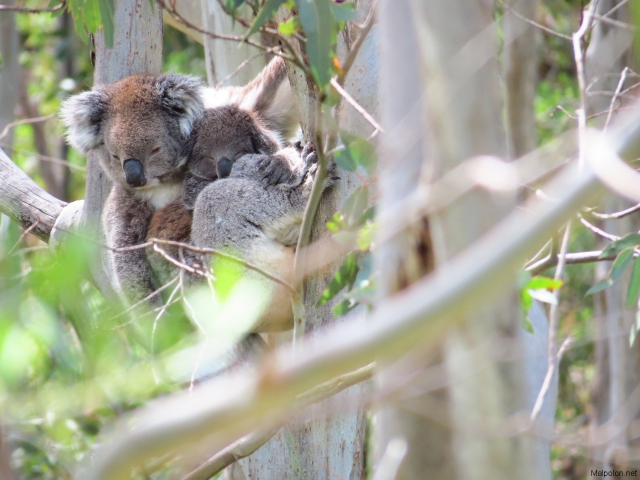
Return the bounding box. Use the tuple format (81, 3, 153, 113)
(189, 143, 336, 332)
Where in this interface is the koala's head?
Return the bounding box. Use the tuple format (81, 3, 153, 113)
(60, 73, 204, 190)
(193, 56, 299, 181)
(188, 105, 281, 182)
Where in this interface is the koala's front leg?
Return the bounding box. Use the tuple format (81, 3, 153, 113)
(103, 187, 159, 312)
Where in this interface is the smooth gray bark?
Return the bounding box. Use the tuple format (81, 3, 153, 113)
(504, 0, 538, 158)
(375, 1, 541, 479)
(227, 2, 377, 478)
(0, 0, 19, 148)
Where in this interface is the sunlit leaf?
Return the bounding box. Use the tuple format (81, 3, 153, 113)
(528, 289, 557, 305)
(278, 16, 299, 35)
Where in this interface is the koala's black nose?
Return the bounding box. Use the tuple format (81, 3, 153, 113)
(216, 157, 232, 179)
(123, 158, 146, 187)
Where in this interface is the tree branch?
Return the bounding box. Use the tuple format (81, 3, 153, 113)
(181, 364, 374, 480)
(0, 147, 67, 242)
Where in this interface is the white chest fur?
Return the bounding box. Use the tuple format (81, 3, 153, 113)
(138, 183, 183, 209)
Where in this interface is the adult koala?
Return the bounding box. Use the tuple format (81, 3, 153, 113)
(60, 73, 205, 315)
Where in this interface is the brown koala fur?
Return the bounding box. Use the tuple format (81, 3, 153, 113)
(60, 73, 205, 340)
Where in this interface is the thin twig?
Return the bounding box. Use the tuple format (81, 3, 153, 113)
(526, 250, 616, 275)
(151, 278, 182, 356)
(573, 0, 600, 169)
(592, 14, 635, 31)
(0, 113, 55, 140)
(604, 67, 630, 131)
(292, 100, 330, 346)
(214, 49, 276, 88)
(108, 276, 181, 329)
(498, 0, 572, 40)
(531, 222, 572, 422)
(330, 78, 384, 133)
(0, 0, 64, 12)
(580, 216, 619, 242)
(338, 0, 376, 85)
(588, 202, 640, 220)
(0, 143, 85, 171)
(7, 221, 39, 256)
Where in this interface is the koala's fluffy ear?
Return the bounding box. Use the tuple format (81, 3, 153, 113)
(60, 87, 111, 153)
(203, 57, 298, 142)
(240, 57, 298, 141)
(156, 74, 205, 139)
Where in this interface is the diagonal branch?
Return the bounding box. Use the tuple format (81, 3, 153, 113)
(0, 148, 67, 242)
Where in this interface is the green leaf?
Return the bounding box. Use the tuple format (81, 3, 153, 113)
(330, 1, 357, 21)
(332, 298, 357, 316)
(296, 0, 335, 89)
(317, 252, 359, 306)
(587, 248, 635, 295)
(83, 0, 100, 34)
(587, 278, 615, 295)
(525, 276, 563, 291)
(611, 248, 635, 282)
(335, 132, 377, 175)
(520, 275, 562, 313)
(628, 257, 640, 308)
(246, 0, 286, 38)
(278, 17, 299, 35)
(97, 0, 115, 48)
(600, 233, 640, 258)
(326, 212, 347, 232)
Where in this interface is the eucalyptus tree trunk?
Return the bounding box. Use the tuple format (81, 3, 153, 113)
(585, 0, 637, 473)
(503, 0, 538, 158)
(225, 1, 378, 478)
(375, 1, 541, 479)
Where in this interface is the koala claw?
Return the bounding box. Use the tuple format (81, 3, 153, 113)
(256, 155, 293, 187)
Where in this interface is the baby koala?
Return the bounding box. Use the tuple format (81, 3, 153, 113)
(190, 142, 335, 332)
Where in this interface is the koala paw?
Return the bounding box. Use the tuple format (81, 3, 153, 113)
(256, 154, 293, 187)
